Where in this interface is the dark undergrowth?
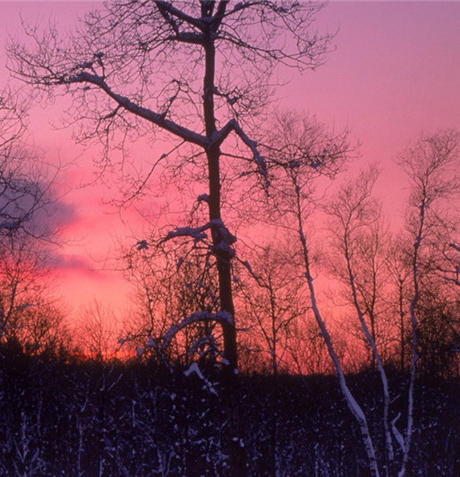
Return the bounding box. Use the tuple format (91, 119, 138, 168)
(0, 348, 459, 477)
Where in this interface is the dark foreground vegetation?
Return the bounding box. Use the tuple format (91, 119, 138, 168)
(1, 346, 458, 477)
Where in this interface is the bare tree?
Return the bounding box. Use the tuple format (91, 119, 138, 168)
(261, 123, 460, 477)
(396, 129, 460, 474)
(0, 90, 55, 241)
(385, 235, 412, 372)
(233, 241, 310, 477)
(75, 300, 122, 362)
(325, 168, 390, 359)
(0, 90, 63, 348)
(262, 111, 389, 476)
(0, 235, 57, 348)
(8, 1, 332, 378)
(325, 168, 400, 473)
(19, 303, 71, 358)
(237, 242, 308, 376)
(415, 287, 460, 377)
(123, 237, 223, 367)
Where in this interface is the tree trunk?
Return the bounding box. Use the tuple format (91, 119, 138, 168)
(203, 11, 245, 477)
(202, 15, 238, 374)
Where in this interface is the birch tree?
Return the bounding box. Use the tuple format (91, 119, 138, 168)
(325, 169, 400, 475)
(396, 129, 460, 475)
(263, 112, 383, 477)
(264, 120, 460, 477)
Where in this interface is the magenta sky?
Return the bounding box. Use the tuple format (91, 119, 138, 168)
(1, 1, 460, 318)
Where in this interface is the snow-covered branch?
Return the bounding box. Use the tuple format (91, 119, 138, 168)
(67, 71, 208, 148)
(161, 219, 237, 259)
(159, 310, 234, 353)
(213, 119, 269, 187)
(165, 224, 210, 243)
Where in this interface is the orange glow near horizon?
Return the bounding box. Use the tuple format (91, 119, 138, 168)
(1, 1, 460, 323)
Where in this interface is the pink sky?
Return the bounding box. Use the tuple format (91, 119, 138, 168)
(1, 1, 460, 319)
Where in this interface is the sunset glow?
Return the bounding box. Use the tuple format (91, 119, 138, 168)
(1, 1, 459, 317)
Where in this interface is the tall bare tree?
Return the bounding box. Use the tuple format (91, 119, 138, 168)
(263, 123, 460, 477)
(8, 0, 331, 377)
(263, 112, 384, 477)
(9, 6, 333, 473)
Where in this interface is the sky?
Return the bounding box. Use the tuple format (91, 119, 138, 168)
(0, 1, 460, 320)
